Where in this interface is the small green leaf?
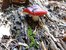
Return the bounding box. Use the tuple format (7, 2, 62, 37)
(27, 26, 39, 49)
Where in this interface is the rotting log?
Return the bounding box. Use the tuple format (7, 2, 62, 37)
(1, 0, 29, 11)
(1, 0, 10, 10)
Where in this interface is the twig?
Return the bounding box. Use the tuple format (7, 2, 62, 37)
(41, 41, 47, 50)
(59, 39, 66, 50)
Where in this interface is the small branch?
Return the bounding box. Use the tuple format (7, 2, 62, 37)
(41, 41, 47, 50)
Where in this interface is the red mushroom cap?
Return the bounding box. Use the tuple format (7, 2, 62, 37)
(23, 5, 47, 16)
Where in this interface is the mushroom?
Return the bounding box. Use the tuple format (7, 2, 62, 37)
(23, 5, 47, 21)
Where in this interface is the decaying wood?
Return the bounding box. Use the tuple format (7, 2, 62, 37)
(1, 0, 29, 11)
(2, 0, 10, 10)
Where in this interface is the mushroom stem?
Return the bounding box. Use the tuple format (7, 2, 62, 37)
(32, 16, 39, 21)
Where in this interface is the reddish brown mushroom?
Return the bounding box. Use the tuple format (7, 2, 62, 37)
(23, 5, 47, 21)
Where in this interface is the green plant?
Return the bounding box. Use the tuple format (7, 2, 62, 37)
(27, 26, 39, 49)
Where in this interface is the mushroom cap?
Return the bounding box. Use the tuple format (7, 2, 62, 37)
(23, 5, 47, 16)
